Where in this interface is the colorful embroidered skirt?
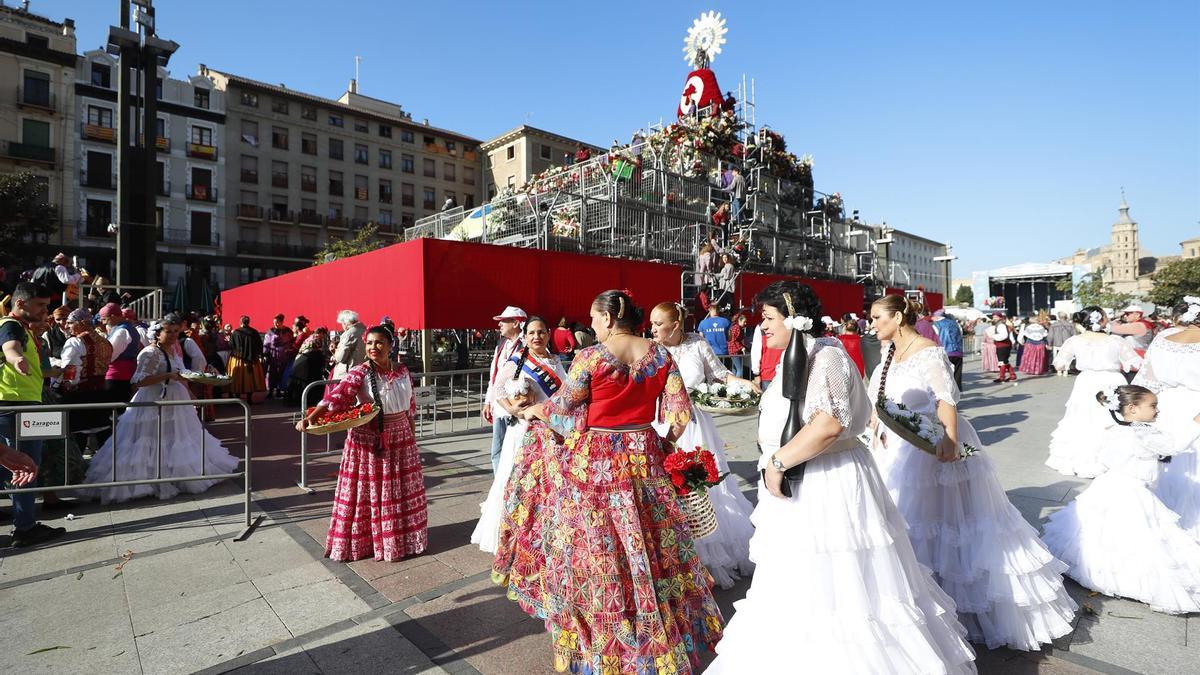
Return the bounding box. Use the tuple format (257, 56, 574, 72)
(226, 354, 265, 395)
(1019, 342, 1047, 375)
(325, 412, 428, 562)
(497, 426, 723, 674)
(493, 421, 560, 617)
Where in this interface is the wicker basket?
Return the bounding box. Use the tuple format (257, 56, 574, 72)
(304, 406, 381, 436)
(874, 402, 938, 456)
(695, 402, 757, 416)
(679, 489, 719, 539)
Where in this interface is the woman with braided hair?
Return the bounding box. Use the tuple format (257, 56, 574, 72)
(867, 294, 1076, 651)
(298, 326, 427, 562)
(710, 282, 976, 674)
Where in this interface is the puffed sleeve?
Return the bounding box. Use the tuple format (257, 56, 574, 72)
(924, 348, 960, 406)
(659, 350, 692, 428)
(696, 337, 731, 382)
(1051, 336, 1077, 371)
(486, 359, 521, 406)
(802, 344, 857, 430)
(543, 347, 597, 436)
(131, 347, 163, 386)
(320, 363, 366, 411)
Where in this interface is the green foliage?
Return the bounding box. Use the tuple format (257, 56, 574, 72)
(1070, 269, 1133, 309)
(313, 222, 384, 265)
(0, 171, 58, 266)
(1147, 258, 1200, 307)
(953, 284, 974, 306)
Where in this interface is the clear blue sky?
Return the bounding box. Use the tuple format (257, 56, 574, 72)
(52, 0, 1199, 281)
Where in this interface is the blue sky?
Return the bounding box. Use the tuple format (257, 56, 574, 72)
(52, 0, 1198, 281)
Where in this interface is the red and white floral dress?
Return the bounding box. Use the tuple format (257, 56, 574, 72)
(320, 361, 427, 562)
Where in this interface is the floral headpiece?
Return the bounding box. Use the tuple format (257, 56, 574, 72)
(1088, 310, 1103, 331)
(781, 292, 814, 332)
(1099, 385, 1122, 412)
(1181, 296, 1200, 324)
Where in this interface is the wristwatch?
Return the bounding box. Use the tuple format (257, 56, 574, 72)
(769, 454, 786, 472)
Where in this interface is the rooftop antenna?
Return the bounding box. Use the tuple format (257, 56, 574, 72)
(355, 55, 361, 82)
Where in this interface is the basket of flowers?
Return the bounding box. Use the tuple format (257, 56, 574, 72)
(875, 400, 979, 459)
(690, 381, 760, 416)
(302, 403, 380, 435)
(664, 445, 726, 539)
(180, 370, 233, 387)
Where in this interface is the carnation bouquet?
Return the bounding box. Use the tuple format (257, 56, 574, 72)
(875, 400, 979, 459)
(302, 403, 381, 435)
(689, 380, 760, 416)
(664, 445, 726, 538)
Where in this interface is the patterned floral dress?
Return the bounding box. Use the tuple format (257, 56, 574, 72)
(493, 342, 723, 674)
(320, 362, 428, 562)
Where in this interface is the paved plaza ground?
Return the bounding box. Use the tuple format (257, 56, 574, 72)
(1, 355, 1197, 674)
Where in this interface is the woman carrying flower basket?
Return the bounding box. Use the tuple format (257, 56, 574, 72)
(867, 295, 1076, 651)
(509, 290, 722, 675)
(649, 301, 757, 588)
(296, 326, 426, 563)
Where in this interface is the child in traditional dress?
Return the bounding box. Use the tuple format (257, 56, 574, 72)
(1042, 384, 1200, 614)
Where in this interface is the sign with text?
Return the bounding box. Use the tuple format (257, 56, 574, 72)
(413, 386, 436, 408)
(17, 411, 66, 439)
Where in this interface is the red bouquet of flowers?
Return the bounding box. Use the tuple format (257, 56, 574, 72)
(663, 445, 725, 495)
(303, 403, 380, 435)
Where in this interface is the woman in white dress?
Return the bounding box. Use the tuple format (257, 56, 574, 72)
(648, 302, 757, 588)
(1042, 384, 1200, 614)
(471, 316, 565, 553)
(867, 295, 1077, 652)
(1135, 298, 1200, 541)
(710, 281, 976, 674)
(83, 313, 240, 504)
(1046, 306, 1141, 477)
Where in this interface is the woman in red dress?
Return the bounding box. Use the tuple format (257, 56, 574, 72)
(836, 317, 866, 376)
(497, 290, 723, 674)
(297, 326, 427, 562)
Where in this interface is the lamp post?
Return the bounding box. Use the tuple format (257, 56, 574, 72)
(934, 245, 957, 299)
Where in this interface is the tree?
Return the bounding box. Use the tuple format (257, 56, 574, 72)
(1147, 258, 1200, 308)
(1068, 270, 1132, 309)
(953, 284, 973, 306)
(313, 223, 385, 265)
(0, 171, 58, 266)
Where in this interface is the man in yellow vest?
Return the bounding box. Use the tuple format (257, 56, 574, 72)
(0, 282, 65, 548)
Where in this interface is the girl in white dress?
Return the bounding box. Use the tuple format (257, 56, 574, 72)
(648, 302, 756, 588)
(1046, 307, 1141, 477)
(83, 314, 240, 504)
(710, 281, 976, 674)
(471, 317, 565, 553)
(1135, 298, 1200, 541)
(1042, 384, 1200, 614)
(867, 294, 1077, 651)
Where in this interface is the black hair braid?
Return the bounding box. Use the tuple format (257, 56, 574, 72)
(366, 362, 384, 453)
(876, 342, 897, 407)
(512, 345, 530, 381)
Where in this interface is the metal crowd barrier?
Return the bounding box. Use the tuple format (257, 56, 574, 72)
(295, 367, 491, 493)
(0, 398, 255, 538)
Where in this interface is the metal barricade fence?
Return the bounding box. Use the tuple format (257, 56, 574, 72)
(0, 398, 255, 537)
(295, 367, 491, 493)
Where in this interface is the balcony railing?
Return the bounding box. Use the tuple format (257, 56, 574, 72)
(162, 227, 220, 247)
(187, 142, 218, 160)
(75, 219, 113, 239)
(379, 193, 393, 204)
(240, 169, 258, 184)
(186, 184, 218, 202)
(237, 204, 264, 220)
(2, 141, 55, 165)
(351, 218, 370, 228)
(17, 86, 54, 112)
(268, 208, 294, 223)
(82, 123, 116, 143)
(327, 216, 348, 229)
(298, 210, 324, 226)
(271, 174, 289, 188)
(155, 136, 170, 152)
(236, 240, 320, 260)
(80, 170, 117, 190)
(300, 177, 317, 192)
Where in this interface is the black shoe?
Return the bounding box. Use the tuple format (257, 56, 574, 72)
(992, 378, 1004, 383)
(11, 522, 67, 549)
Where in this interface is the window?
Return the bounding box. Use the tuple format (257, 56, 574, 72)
(354, 119, 368, 133)
(271, 126, 289, 150)
(423, 135, 435, 146)
(328, 202, 343, 219)
(446, 141, 457, 155)
(241, 91, 258, 107)
(423, 158, 435, 178)
(91, 63, 111, 88)
(379, 179, 392, 204)
(240, 155, 258, 183)
(443, 163, 456, 182)
(465, 194, 476, 209)
(86, 199, 112, 237)
(87, 105, 113, 128)
(506, 145, 515, 160)
(300, 105, 317, 121)
(354, 174, 368, 201)
(540, 144, 552, 160)
(328, 114, 343, 128)
(85, 150, 113, 188)
(328, 138, 343, 160)
(190, 210, 213, 246)
(194, 87, 210, 109)
(400, 130, 414, 143)
(328, 170, 344, 196)
(401, 154, 414, 173)
(240, 190, 257, 207)
(155, 78, 163, 100)
(422, 187, 435, 210)
(241, 120, 259, 147)
(464, 166, 476, 186)
(379, 124, 392, 138)
(401, 212, 414, 229)
(354, 144, 368, 165)
(354, 205, 369, 223)
(26, 33, 49, 49)
(22, 70, 50, 107)
(300, 165, 317, 192)
(301, 132, 317, 155)
(271, 160, 288, 188)
(401, 183, 414, 207)
(191, 126, 213, 146)
(271, 99, 288, 114)
(270, 195, 289, 221)
(507, 175, 515, 188)
(379, 210, 393, 226)
(379, 149, 392, 169)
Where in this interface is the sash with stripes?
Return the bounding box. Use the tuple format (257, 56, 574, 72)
(509, 351, 563, 399)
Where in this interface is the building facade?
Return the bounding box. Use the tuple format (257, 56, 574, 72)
(876, 226, 951, 296)
(1055, 195, 1167, 297)
(205, 68, 484, 286)
(1180, 235, 1200, 260)
(481, 125, 603, 198)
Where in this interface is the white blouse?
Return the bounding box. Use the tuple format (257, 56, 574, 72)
(662, 334, 731, 390)
(1099, 423, 1183, 485)
(868, 345, 959, 417)
(1134, 328, 1200, 394)
(1052, 333, 1140, 373)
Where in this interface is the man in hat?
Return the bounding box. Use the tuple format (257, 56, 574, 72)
(483, 306, 526, 472)
(100, 302, 141, 404)
(932, 309, 965, 390)
(58, 308, 114, 447)
(1110, 303, 1156, 365)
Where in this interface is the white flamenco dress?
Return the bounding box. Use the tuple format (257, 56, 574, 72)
(1135, 328, 1200, 542)
(710, 336, 976, 674)
(82, 345, 240, 504)
(1046, 333, 1140, 477)
(470, 352, 565, 553)
(650, 333, 755, 588)
(1042, 422, 1200, 613)
(869, 346, 1077, 651)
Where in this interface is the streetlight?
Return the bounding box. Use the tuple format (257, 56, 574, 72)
(934, 244, 958, 299)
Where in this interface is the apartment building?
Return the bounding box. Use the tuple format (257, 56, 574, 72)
(205, 67, 484, 285)
(877, 226, 951, 295)
(481, 125, 603, 198)
(74, 49, 227, 291)
(0, 3, 76, 261)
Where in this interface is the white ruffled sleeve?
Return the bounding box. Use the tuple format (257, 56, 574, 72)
(485, 359, 521, 406)
(695, 337, 731, 382)
(923, 348, 960, 406)
(1117, 337, 1142, 372)
(1052, 336, 1077, 371)
(131, 347, 164, 386)
(802, 342, 857, 430)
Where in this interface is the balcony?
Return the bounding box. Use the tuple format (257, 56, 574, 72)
(463, 150, 478, 162)
(17, 86, 55, 113)
(82, 123, 116, 144)
(327, 216, 348, 229)
(240, 169, 258, 184)
(186, 183, 218, 202)
(236, 240, 320, 261)
(354, 187, 368, 201)
(271, 173, 289, 189)
(350, 218, 370, 228)
(328, 181, 344, 196)
(158, 180, 171, 197)
(379, 194, 393, 204)
(300, 177, 317, 193)
(298, 210, 324, 226)
(237, 204, 264, 220)
(155, 136, 170, 152)
(80, 170, 117, 190)
(268, 208, 294, 223)
(187, 142, 218, 160)
(2, 141, 55, 166)
(75, 219, 113, 239)
(162, 227, 219, 247)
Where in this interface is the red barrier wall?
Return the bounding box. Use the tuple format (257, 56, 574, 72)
(736, 273, 866, 318)
(221, 239, 684, 331)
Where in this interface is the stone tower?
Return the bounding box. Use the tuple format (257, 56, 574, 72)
(1108, 191, 1139, 283)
